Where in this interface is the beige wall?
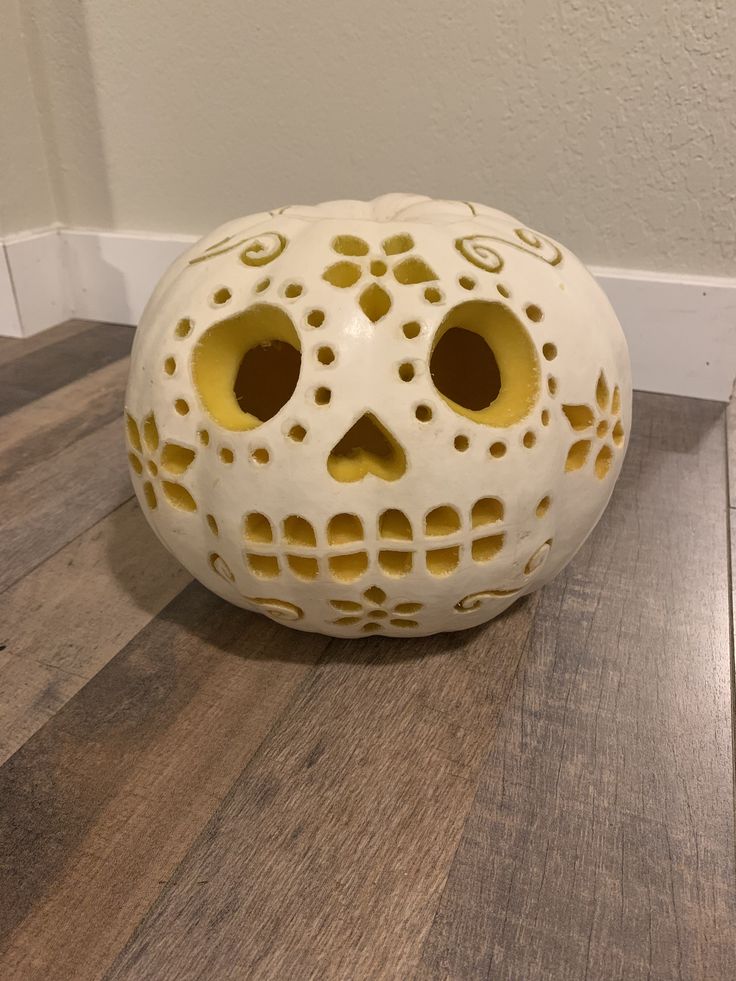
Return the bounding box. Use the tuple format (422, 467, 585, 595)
(0, 0, 57, 234)
(7, 1, 736, 274)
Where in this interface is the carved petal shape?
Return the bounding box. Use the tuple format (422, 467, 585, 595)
(595, 444, 613, 479)
(142, 412, 159, 452)
(330, 600, 363, 612)
(596, 371, 610, 411)
(392, 256, 438, 285)
(161, 442, 196, 474)
(162, 481, 197, 511)
(562, 404, 595, 431)
(332, 235, 369, 257)
(565, 440, 591, 471)
(323, 261, 362, 288)
(612, 420, 625, 446)
(358, 283, 392, 323)
(382, 233, 414, 255)
(611, 385, 621, 414)
(126, 414, 142, 452)
(143, 481, 157, 509)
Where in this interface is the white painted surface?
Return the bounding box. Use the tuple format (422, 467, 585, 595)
(1, 224, 734, 402)
(10, 2, 736, 276)
(0, 0, 57, 235)
(3, 227, 72, 336)
(593, 268, 736, 402)
(0, 247, 22, 338)
(66, 228, 196, 324)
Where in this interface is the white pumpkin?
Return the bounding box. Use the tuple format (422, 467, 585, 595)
(125, 194, 631, 637)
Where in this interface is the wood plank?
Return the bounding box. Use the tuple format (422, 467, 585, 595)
(0, 356, 129, 482)
(415, 393, 736, 980)
(0, 321, 133, 416)
(0, 585, 329, 981)
(0, 497, 190, 763)
(0, 319, 91, 369)
(105, 605, 536, 979)
(0, 417, 132, 593)
(727, 379, 736, 508)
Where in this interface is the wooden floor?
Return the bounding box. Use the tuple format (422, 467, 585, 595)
(1, 320, 735, 980)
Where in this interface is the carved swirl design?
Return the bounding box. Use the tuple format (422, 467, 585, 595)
(454, 236, 504, 273)
(246, 596, 304, 621)
(454, 588, 520, 612)
(189, 231, 287, 267)
(455, 227, 563, 274)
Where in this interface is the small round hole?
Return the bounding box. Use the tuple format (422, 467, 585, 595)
(496, 284, 510, 298)
(174, 399, 189, 415)
(541, 408, 550, 426)
(490, 441, 506, 458)
(315, 386, 331, 406)
(525, 304, 543, 322)
(542, 342, 557, 360)
(219, 447, 234, 464)
(255, 278, 270, 293)
(523, 431, 536, 448)
(548, 376, 558, 396)
(212, 287, 232, 305)
(415, 404, 433, 422)
(307, 309, 325, 328)
(198, 429, 210, 445)
(288, 424, 307, 442)
(317, 346, 335, 366)
(399, 362, 415, 382)
(175, 318, 193, 338)
(424, 287, 442, 304)
(454, 435, 469, 452)
(459, 276, 475, 291)
(370, 259, 387, 277)
(251, 447, 270, 465)
(164, 357, 176, 375)
(284, 282, 303, 299)
(402, 321, 421, 339)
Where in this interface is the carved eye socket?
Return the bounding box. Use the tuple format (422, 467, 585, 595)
(193, 304, 301, 430)
(429, 300, 540, 427)
(430, 328, 501, 410)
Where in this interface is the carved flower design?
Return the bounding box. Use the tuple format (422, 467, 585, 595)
(125, 411, 198, 511)
(329, 585, 422, 631)
(322, 233, 438, 323)
(562, 371, 624, 479)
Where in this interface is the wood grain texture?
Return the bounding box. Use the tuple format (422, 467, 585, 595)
(0, 321, 132, 416)
(0, 498, 190, 763)
(106, 603, 534, 981)
(0, 319, 90, 369)
(415, 394, 736, 980)
(0, 584, 330, 981)
(0, 357, 129, 482)
(0, 417, 133, 593)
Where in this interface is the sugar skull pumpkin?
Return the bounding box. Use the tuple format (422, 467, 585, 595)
(125, 194, 631, 637)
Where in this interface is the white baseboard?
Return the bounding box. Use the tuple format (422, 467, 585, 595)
(1, 226, 734, 401)
(1, 226, 73, 336)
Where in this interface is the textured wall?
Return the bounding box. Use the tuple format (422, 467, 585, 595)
(0, 0, 56, 233)
(14, 1, 736, 273)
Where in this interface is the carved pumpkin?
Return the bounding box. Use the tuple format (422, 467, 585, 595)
(125, 194, 631, 636)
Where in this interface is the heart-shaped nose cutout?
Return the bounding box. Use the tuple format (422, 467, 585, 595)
(328, 412, 406, 482)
